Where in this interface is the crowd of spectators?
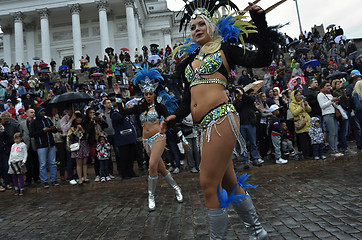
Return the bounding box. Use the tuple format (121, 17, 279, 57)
(0, 26, 361, 194)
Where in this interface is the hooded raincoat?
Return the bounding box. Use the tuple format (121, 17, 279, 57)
(289, 90, 311, 134)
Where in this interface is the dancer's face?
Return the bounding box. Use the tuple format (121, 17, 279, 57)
(144, 90, 155, 104)
(190, 16, 212, 47)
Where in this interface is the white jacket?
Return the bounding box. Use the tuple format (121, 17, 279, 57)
(317, 92, 335, 116)
(8, 142, 28, 164)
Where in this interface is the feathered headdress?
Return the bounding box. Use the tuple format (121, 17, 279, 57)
(173, 0, 257, 59)
(178, 0, 239, 32)
(132, 64, 163, 94)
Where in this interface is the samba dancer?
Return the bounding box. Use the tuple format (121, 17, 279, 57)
(161, 1, 272, 239)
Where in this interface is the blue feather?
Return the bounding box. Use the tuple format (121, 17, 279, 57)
(177, 37, 199, 57)
(236, 173, 258, 190)
(132, 63, 163, 88)
(157, 90, 179, 114)
(217, 184, 247, 208)
(216, 16, 241, 42)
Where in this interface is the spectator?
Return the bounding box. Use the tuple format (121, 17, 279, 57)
(49, 107, 66, 181)
(19, 108, 39, 185)
(181, 113, 200, 173)
(269, 104, 288, 164)
(29, 106, 58, 188)
(67, 112, 89, 185)
(8, 132, 27, 196)
(289, 90, 312, 158)
(303, 79, 322, 118)
(291, 63, 304, 78)
(60, 106, 77, 185)
(234, 88, 264, 167)
(352, 80, 362, 153)
(255, 92, 271, 160)
(96, 135, 111, 182)
(308, 117, 326, 160)
(332, 79, 351, 153)
(317, 81, 344, 157)
(0, 112, 13, 191)
(281, 122, 296, 156)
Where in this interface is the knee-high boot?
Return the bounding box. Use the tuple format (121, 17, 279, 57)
(163, 172, 183, 202)
(207, 208, 228, 240)
(148, 176, 158, 211)
(232, 192, 268, 240)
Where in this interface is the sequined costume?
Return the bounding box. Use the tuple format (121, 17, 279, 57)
(185, 51, 229, 88)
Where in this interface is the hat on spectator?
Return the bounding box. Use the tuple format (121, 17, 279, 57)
(351, 70, 361, 76)
(6, 99, 11, 102)
(17, 98, 21, 101)
(270, 104, 281, 113)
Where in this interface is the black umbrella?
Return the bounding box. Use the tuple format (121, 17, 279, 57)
(150, 44, 159, 48)
(326, 24, 336, 29)
(49, 92, 94, 104)
(287, 40, 300, 49)
(296, 47, 310, 54)
(348, 51, 360, 59)
(326, 72, 347, 80)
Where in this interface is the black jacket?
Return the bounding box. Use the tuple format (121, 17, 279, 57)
(29, 107, 57, 148)
(234, 94, 257, 126)
(304, 87, 322, 117)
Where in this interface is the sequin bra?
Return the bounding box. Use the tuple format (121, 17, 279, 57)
(185, 51, 228, 88)
(139, 109, 159, 124)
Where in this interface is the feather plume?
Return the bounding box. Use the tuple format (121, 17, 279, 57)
(236, 172, 258, 190)
(217, 184, 247, 208)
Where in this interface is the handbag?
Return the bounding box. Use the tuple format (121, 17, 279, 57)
(70, 142, 80, 152)
(333, 106, 342, 120)
(294, 114, 306, 130)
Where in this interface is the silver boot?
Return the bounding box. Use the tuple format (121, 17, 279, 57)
(148, 176, 158, 211)
(207, 208, 228, 240)
(164, 172, 183, 203)
(232, 192, 268, 240)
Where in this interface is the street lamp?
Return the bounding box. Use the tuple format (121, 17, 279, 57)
(293, 0, 303, 34)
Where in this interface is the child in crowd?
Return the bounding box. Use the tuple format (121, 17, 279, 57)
(96, 135, 111, 182)
(269, 104, 288, 164)
(8, 133, 27, 196)
(308, 117, 327, 160)
(281, 122, 296, 157)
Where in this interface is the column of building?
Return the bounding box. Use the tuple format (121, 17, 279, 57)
(2, 27, 12, 65)
(69, 3, 83, 69)
(25, 23, 36, 73)
(125, 0, 137, 61)
(96, 0, 110, 55)
(12, 12, 25, 64)
(37, 8, 51, 64)
(162, 28, 172, 50)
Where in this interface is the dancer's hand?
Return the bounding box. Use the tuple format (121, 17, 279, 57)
(248, 2, 265, 26)
(160, 115, 176, 134)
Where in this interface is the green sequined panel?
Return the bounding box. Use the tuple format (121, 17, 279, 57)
(185, 51, 224, 88)
(196, 103, 236, 132)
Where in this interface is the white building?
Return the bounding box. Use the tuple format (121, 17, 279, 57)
(0, 0, 185, 69)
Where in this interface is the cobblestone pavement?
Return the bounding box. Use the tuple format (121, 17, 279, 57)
(0, 154, 361, 240)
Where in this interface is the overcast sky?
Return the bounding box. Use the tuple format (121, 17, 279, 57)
(167, 0, 362, 39)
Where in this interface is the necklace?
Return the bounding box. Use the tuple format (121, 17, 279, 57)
(148, 103, 155, 109)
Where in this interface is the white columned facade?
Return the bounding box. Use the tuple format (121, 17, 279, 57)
(2, 27, 12, 65)
(96, 0, 110, 54)
(137, 22, 143, 51)
(162, 28, 172, 49)
(12, 12, 25, 64)
(25, 23, 36, 71)
(37, 8, 51, 64)
(69, 3, 83, 69)
(125, 0, 137, 61)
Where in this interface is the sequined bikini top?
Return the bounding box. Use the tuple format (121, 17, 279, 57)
(139, 109, 159, 124)
(185, 51, 228, 88)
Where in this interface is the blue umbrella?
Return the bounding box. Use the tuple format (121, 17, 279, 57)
(302, 59, 320, 69)
(59, 65, 69, 71)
